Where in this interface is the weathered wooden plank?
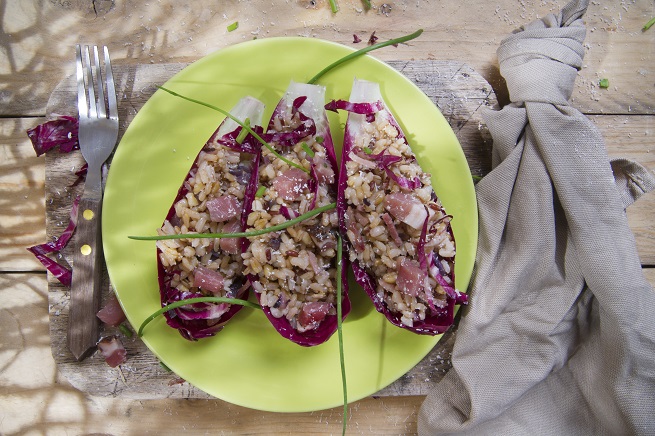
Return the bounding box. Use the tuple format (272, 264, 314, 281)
(1, 1, 653, 117)
(592, 114, 655, 265)
(0, 118, 46, 272)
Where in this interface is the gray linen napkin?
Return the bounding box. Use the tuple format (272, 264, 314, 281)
(418, 0, 655, 434)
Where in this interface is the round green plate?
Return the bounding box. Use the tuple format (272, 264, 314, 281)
(103, 37, 477, 413)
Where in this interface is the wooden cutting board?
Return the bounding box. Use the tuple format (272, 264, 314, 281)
(45, 59, 496, 399)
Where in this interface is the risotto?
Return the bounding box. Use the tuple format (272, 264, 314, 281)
(155, 97, 265, 340)
(242, 82, 349, 346)
(336, 78, 466, 334)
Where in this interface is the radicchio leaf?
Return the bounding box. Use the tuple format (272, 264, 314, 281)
(337, 78, 464, 335)
(27, 196, 80, 287)
(251, 81, 349, 347)
(27, 115, 79, 156)
(156, 97, 265, 340)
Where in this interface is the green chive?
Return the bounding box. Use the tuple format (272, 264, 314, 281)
(329, 0, 339, 13)
(129, 202, 336, 241)
(138, 296, 262, 337)
(362, 0, 372, 9)
(301, 142, 315, 157)
(255, 185, 267, 197)
(336, 234, 348, 436)
(236, 118, 250, 144)
(599, 78, 610, 89)
(363, 146, 373, 154)
(643, 16, 655, 31)
(315, 136, 324, 144)
(227, 21, 239, 32)
(308, 29, 424, 84)
(157, 86, 309, 174)
(119, 323, 133, 338)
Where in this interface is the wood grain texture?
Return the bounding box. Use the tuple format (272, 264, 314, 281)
(0, 118, 46, 271)
(1, 1, 653, 117)
(44, 60, 495, 399)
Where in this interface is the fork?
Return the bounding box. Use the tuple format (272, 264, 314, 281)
(68, 45, 119, 361)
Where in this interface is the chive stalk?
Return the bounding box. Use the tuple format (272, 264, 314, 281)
(301, 142, 315, 157)
(236, 118, 250, 143)
(119, 323, 133, 338)
(129, 202, 336, 241)
(643, 16, 655, 31)
(307, 29, 424, 84)
(362, 0, 372, 9)
(255, 185, 267, 197)
(329, 0, 339, 13)
(157, 86, 309, 174)
(227, 21, 239, 32)
(336, 234, 348, 436)
(138, 296, 262, 337)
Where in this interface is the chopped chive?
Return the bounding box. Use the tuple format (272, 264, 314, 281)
(236, 118, 250, 144)
(227, 21, 239, 32)
(138, 296, 262, 337)
(315, 136, 324, 144)
(363, 146, 373, 154)
(472, 174, 483, 183)
(301, 142, 315, 157)
(362, 0, 372, 9)
(336, 234, 348, 436)
(643, 16, 655, 31)
(129, 202, 336, 241)
(308, 29, 424, 84)
(329, 0, 339, 13)
(255, 185, 267, 197)
(119, 323, 133, 338)
(157, 86, 309, 175)
(599, 78, 610, 89)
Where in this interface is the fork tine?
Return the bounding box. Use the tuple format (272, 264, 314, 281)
(75, 45, 88, 119)
(82, 45, 97, 119)
(93, 46, 107, 119)
(103, 46, 118, 121)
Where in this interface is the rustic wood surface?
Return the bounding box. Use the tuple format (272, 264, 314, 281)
(1, 0, 654, 434)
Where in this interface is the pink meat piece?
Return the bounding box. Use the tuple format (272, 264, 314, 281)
(297, 301, 331, 330)
(312, 157, 335, 184)
(219, 219, 242, 254)
(206, 195, 241, 222)
(96, 294, 127, 327)
(193, 266, 225, 294)
(383, 192, 427, 230)
(272, 168, 310, 201)
(97, 336, 127, 368)
(381, 213, 403, 247)
(396, 257, 426, 297)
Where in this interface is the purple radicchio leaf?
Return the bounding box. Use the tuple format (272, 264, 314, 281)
(27, 115, 79, 156)
(27, 196, 80, 286)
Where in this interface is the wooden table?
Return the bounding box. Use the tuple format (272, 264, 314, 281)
(1, 1, 653, 434)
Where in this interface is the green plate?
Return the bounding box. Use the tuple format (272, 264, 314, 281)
(103, 37, 477, 413)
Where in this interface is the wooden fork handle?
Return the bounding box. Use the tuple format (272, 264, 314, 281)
(68, 196, 103, 361)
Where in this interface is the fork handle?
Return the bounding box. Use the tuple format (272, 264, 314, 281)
(68, 196, 103, 361)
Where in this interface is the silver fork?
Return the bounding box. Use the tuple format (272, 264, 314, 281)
(68, 45, 119, 361)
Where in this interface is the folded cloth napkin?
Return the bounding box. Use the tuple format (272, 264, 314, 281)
(418, 0, 655, 434)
